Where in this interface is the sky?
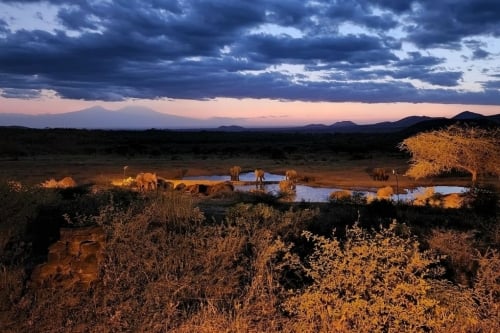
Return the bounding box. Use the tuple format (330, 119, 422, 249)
(0, 0, 499, 126)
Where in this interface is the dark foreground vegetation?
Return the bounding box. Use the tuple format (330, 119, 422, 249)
(0, 126, 499, 332)
(0, 179, 498, 332)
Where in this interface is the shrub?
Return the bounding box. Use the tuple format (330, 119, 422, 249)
(473, 249, 500, 327)
(377, 185, 394, 199)
(426, 229, 477, 285)
(0, 181, 60, 264)
(468, 184, 499, 216)
(283, 221, 449, 332)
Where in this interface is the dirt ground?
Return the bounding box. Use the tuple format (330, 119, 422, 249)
(2, 154, 495, 191)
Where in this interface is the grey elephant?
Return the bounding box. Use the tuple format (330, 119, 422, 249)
(255, 169, 265, 184)
(229, 165, 242, 181)
(136, 172, 158, 192)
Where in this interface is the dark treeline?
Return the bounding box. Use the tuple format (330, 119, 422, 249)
(1, 127, 408, 159)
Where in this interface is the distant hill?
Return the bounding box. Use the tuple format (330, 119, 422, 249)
(403, 113, 500, 135)
(452, 111, 485, 120)
(216, 125, 246, 132)
(293, 115, 435, 133)
(330, 120, 357, 128)
(0, 106, 498, 132)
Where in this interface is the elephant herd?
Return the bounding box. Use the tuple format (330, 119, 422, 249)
(229, 166, 297, 185)
(134, 167, 300, 193)
(135, 166, 392, 195)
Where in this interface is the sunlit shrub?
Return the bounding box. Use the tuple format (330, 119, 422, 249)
(427, 229, 477, 285)
(283, 221, 449, 332)
(473, 249, 500, 327)
(376, 185, 394, 199)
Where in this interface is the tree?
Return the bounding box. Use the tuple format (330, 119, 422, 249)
(398, 125, 500, 183)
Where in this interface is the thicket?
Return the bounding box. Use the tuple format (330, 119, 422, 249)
(0, 182, 499, 332)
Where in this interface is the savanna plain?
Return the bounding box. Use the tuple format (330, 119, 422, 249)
(0, 126, 499, 332)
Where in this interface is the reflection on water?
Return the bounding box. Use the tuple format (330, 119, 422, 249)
(184, 172, 283, 182)
(184, 172, 468, 203)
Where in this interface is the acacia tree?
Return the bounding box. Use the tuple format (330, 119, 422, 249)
(398, 124, 500, 183)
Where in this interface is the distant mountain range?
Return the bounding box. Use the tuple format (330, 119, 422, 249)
(0, 106, 498, 132)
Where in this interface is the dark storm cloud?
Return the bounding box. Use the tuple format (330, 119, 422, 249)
(464, 40, 492, 60)
(406, 0, 500, 49)
(0, 18, 8, 34)
(234, 33, 399, 65)
(483, 80, 500, 89)
(0, 0, 499, 104)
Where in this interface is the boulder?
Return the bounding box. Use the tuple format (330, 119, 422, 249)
(31, 225, 105, 290)
(329, 190, 352, 201)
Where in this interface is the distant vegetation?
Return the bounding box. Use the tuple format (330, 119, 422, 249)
(0, 127, 408, 159)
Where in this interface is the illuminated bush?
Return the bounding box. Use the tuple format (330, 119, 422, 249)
(283, 221, 449, 332)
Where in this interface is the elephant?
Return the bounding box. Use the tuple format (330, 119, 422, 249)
(255, 169, 265, 184)
(285, 169, 298, 183)
(229, 165, 242, 181)
(372, 168, 389, 181)
(136, 172, 158, 192)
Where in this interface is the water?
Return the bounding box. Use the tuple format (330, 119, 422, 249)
(184, 172, 283, 182)
(184, 172, 468, 203)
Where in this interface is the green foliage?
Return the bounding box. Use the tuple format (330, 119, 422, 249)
(283, 221, 449, 332)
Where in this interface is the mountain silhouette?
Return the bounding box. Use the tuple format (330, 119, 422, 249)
(0, 106, 209, 129)
(0, 106, 498, 131)
(452, 111, 485, 120)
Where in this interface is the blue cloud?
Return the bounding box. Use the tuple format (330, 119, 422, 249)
(0, 0, 498, 105)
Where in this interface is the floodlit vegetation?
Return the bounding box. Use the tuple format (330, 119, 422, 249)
(399, 125, 500, 183)
(0, 125, 499, 332)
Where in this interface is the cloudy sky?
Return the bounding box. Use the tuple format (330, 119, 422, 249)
(0, 0, 499, 126)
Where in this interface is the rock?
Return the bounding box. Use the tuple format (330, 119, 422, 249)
(31, 225, 105, 290)
(208, 182, 234, 195)
(329, 190, 352, 201)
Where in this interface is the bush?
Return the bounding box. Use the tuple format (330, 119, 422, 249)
(468, 184, 499, 216)
(283, 221, 449, 332)
(473, 249, 500, 327)
(427, 229, 477, 285)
